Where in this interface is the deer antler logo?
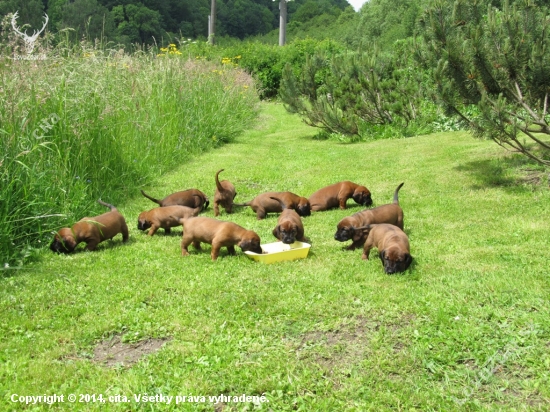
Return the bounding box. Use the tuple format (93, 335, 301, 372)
(11, 11, 49, 55)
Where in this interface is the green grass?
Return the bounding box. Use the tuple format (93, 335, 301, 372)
(0, 52, 258, 266)
(1, 102, 549, 411)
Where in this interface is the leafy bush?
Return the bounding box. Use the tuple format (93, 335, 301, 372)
(186, 38, 346, 99)
(279, 42, 429, 140)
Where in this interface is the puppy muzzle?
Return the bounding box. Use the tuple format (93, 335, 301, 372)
(334, 229, 350, 242)
(137, 220, 150, 231)
(297, 207, 311, 217)
(50, 240, 71, 254)
(282, 235, 296, 244)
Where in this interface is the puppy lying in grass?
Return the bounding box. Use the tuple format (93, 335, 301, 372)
(236, 191, 311, 219)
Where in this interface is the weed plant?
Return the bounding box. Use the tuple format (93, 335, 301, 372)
(0, 47, 259, 267)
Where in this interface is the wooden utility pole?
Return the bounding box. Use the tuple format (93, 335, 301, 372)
(278, 0, 287, 46)
(209, 0, 216, 45)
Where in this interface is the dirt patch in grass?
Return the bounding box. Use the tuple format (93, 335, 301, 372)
(93, 334, 172, 367)
(295, 317, 375, 373)
(517, 169, 548, 186)
(294, 314, 417, 378)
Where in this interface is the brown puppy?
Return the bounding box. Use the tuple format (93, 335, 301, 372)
(181, 217, 262, 260)
(50, 200, 129, 253)
(236, 191, 311, 219)
(309, 181, 373, 211)
(141, 188, 209, 210)
(137, 205, 200, 236)
(270, 197, 305, 244)
(358, 224, 412, 274)
(335, 182, 404, 250)
(213, 169, 236, 217)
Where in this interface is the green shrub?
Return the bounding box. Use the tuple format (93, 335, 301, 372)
(279, 43, 429, 140)
(186, 38, 346, 99)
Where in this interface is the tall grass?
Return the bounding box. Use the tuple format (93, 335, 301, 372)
(0, 49, 259, 267)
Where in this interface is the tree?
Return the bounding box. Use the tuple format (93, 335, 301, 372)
(0, 0, 45, 48)
(357, 0, 423, 49)
(0, 0, 44, 28)
(47, 0, 68, 31)
(111, 3, 162, 44)
(219, 0, 274, 39)
(61, 0, 115, 42)
(292, 0, 334, 23)
(417, 0, 550, 166)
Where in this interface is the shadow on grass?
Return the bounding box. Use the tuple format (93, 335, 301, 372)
(455, 157, 548, 192)
(136, 230, 183, 237)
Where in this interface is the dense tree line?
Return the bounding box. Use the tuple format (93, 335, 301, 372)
(0, 0, 351, 45)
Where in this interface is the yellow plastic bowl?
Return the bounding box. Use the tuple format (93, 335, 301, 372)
(245, 241, 311, 264)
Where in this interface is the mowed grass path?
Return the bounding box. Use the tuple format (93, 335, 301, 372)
(2, 103, 549, 411)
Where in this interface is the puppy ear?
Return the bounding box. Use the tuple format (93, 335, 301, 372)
(272, 226, 280, 240)
(404, 253, 413, 266)
(379, 249, 386, 260)
(351, 228, 364, 242)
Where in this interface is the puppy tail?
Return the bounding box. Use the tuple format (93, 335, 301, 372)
(97, 199, 116, 210)
(393, 182, 405, 204)
(215, 169, 225, 192)
(141, 190, 162, 205)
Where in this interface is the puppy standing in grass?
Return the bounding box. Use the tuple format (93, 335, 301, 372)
(180, 217, 262, 260)
(50, 200, 129, 253)
(137, 205, 201, 236)
(359, 223, 412, 274)
(270, 197, 306, 244)
(335, 182, 404, 250)
(213, 169, 236, 217)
